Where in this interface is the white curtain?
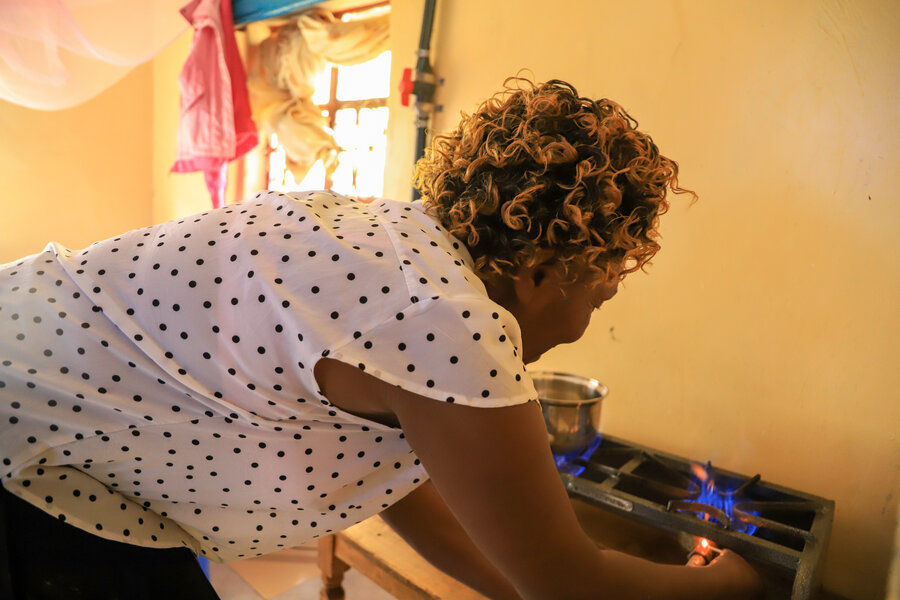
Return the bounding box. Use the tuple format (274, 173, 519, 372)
(0, 0, 187, 110)
(246, 6, 389, 183)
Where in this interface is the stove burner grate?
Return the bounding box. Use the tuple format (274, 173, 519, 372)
(559, 435, 834, 600)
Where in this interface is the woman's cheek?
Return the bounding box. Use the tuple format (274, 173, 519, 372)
(562, 312, 591, 345)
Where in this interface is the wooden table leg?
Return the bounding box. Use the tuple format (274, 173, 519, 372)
(318, 535, 351, 600)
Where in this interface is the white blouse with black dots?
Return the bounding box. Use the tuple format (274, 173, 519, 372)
(0, 190, 537, 561)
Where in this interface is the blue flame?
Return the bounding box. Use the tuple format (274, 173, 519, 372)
(554, 434, 604, 477)
(690, 464, 758, 536)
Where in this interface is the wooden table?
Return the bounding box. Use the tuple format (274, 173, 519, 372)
(317, 515, 489, 600)
(317, 498, 846, 600)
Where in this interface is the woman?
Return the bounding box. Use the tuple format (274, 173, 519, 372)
(0, 78, 761, 599)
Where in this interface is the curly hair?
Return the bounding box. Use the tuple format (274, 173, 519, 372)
(415, 77, 695, 284)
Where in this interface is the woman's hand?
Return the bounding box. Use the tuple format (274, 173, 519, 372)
(702, 550, 764, 600)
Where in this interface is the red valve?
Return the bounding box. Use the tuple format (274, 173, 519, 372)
(399, 67, 414, 106)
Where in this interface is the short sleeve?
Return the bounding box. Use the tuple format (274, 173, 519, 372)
(329, 295, 537, 407)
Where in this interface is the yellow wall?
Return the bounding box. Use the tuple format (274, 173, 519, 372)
(0, 63, 153, 262)
(386, 1, 899, 598)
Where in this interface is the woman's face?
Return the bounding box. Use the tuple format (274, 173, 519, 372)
(496, 263, 621, 364)
(524, 271, 619, 363)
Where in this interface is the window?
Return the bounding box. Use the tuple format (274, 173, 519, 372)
(267, 6, 391, 199)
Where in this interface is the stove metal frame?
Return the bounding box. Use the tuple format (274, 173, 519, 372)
(561, 435, 834, 600)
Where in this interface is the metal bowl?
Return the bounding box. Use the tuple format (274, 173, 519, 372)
(531, 371, 608, 457)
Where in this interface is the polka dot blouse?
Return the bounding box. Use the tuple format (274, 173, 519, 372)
(0, 190, 537, 561)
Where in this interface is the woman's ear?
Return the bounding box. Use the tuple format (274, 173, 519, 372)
(483, 250, 560, 313)
(511, 259, 562, 307)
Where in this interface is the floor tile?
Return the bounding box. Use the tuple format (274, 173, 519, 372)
(208, 560, 264, 600)
(228, 545, 321, 598)
(207, 543, 397, 600)
(270, 568, 398, 600)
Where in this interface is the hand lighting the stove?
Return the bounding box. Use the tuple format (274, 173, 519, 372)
(686, 537, 722, 566)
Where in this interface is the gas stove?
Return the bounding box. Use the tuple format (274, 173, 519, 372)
(558, 435, 834, 600)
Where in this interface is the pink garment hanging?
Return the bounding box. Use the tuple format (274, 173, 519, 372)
(172, 0, 257, 208)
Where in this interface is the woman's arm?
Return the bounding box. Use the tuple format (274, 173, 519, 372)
(381, 480, 522, 600)
(315, 358, 761, 600)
